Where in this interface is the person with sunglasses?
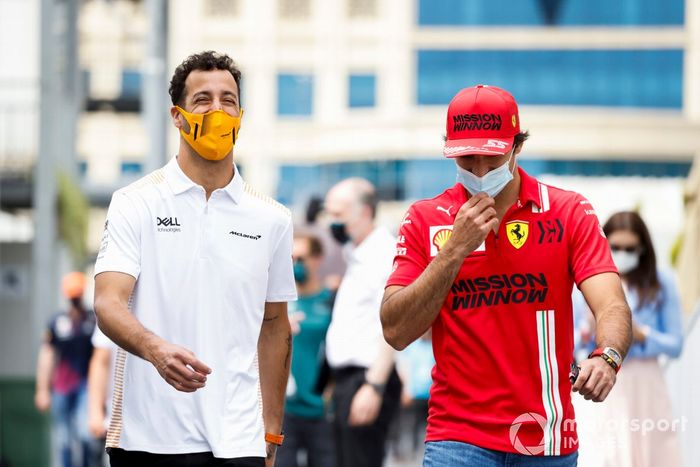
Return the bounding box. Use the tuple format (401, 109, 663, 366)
(573, 210, 684, 467)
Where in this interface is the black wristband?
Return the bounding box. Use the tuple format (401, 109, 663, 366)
(364, 378, 385, 395)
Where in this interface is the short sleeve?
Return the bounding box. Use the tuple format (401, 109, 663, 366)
(567, 194, 617, 285)
(266, 218, 297, 302)
(94, 192, 142, 279)
(46, 316, 57, 345)
(386, 205, 429, 287)
(91, 325, 117, 350)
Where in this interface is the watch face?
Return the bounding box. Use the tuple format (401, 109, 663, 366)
(603, 347, 622, 366)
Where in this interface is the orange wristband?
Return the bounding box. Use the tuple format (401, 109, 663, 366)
(265, 432, 285, 446)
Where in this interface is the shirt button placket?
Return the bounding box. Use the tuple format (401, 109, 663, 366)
(199, 189, 210, 260)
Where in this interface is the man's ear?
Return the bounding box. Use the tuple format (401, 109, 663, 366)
(513, 143, 523, 157)
(170, 106, 184, 130)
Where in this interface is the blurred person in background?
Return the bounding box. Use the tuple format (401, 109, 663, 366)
(276, 231, 335, 467)
(93, 51, 295, 467)
(34, 271, 97, 467)
(323, 178, 401, 467)
(573, 211, 683, 467)
(86, 326, 118, 466)
(381, 85, 632, 466)
(303, 195, 346, 291)
(389, 330, 434, 462)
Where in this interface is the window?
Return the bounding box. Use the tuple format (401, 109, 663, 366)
(85, 69, 142, 112)
(417, 0, 684, 26)
(276, 158, 691, 207)
(276, 160, 405, 207)
(279, 0, 311, 19)
(417, 49, 683, 108)
(120, 69, 141, 100)
(348, 74, 376, 108)
(121, 161, 143, 176)
(519, 159, 692, 177)
(348, 0, 377, 18)
(277, 74, 314, 116)
(204, 0, 242, 17)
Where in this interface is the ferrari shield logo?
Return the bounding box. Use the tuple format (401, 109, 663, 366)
(506, 221, 529, 249)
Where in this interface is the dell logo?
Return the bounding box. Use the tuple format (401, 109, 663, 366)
(156, 217, 181, 227)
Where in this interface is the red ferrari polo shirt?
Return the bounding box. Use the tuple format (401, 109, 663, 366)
(387, 167, 616, 456)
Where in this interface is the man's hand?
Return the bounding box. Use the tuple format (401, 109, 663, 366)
(89, 409, 107, 438)
(34, 389, 51, 413)
(146, 338, 212, 393)
(348, 384, 382, 426)
(289, 311, 306, 335)
(448, 192, 499, 257)
(572, 356, 616, 402)
(632, 323, 648, 343)
(265, 443, 277, 467)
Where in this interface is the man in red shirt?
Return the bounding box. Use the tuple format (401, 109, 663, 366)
(380, 85, 632, 466)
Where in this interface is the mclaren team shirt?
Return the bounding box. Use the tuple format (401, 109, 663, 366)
(386, 168, 616, 456)
(94, 157, 297, 458)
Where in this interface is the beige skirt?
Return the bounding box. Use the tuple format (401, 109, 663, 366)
(572, 359, 682, 467)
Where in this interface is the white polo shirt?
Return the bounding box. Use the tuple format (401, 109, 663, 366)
(94, 157, 296, 458)
(325, 227, 395, 369)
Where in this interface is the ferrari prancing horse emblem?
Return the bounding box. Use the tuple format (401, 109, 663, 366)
(506, 220, 529, 249)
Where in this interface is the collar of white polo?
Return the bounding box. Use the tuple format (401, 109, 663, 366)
(165, 156, 243, 203)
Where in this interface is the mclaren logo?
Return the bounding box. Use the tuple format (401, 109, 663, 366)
(506, 220, 528, 249)
(429, 225, 453, 256)
(229, 230, 262, 240)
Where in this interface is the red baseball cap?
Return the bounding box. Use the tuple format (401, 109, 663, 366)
(443, 85, 520, 158)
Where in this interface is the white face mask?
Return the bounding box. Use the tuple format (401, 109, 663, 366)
(612, 250, 640, 274)
(456, 151, 515, 198)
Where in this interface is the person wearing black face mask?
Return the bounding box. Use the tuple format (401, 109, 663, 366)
(329, 222, 351, 245)
(323, 178, 401, 467)
(276, 233, 335, 467)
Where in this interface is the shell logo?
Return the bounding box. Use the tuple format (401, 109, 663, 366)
(432, 228, 452, 252)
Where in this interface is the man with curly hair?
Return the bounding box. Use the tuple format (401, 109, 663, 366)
(94, 51, 296, 467)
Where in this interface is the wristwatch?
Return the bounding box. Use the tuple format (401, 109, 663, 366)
(589, 347, 622, 373)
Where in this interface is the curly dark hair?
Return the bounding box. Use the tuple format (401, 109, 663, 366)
(169, 51, 242, 106)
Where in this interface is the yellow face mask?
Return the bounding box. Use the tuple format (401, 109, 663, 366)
(175, 106, 243, 161)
